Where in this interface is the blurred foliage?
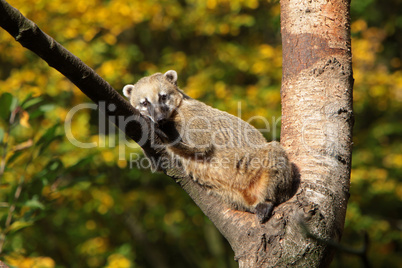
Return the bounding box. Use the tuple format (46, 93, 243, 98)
(0, 0, 401, 267)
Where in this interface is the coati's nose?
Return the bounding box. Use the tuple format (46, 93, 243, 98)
(156, 115, 167, 125)
(160, 105, 169, 112)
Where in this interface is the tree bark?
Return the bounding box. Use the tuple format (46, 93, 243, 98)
(0, 0, 353, 267)
(278, 0, 354, 266)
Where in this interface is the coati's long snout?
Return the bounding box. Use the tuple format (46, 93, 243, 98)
(143, 102, 172, 124)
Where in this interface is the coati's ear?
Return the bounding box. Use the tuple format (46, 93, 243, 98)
(123, 85, 135, 98)
(164, 70, 178, 86)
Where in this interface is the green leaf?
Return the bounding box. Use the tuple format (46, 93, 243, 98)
(29, 103, 55, 119)
(37, 123, 59, 146)
(0, 93, 17, 121)
(35, 159, 65, 184)
(25, 196, 45, 210)
(0, 127, 4, 142)
(21, 96, 44, 110)
(36, 123, 63, 155)
(7, 220, 34, 234)
(38, 104, 55, 112)
(66, 156, 94, 172)
(38, 135, 63, 156)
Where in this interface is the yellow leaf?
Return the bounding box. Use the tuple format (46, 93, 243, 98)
(117, 159, 127, 168)
(106, 253, 131, 268)
(7, 220, 33, 233)
(19, 110, 30, 127)
(32, 257, 55, 268)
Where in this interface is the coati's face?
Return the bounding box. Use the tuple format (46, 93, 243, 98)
(123, 70, 183, 124)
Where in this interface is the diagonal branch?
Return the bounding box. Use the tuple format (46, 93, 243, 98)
(0, 0, 246, 251)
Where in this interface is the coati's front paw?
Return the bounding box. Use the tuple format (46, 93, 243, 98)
(255, 201, 274, 223)
(155, 128, 169, 143)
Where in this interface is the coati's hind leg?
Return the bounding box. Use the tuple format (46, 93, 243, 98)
(255, 201, 274, 223)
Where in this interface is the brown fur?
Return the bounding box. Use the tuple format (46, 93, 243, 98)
(123, 70, 293, 222)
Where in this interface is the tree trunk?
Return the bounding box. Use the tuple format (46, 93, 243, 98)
(0, 0, 353, 267)
(278, 0, 354, 266)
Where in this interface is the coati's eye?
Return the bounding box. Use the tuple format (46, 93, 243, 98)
(159, 93, 168, 101)
(141, 100, 148, 107)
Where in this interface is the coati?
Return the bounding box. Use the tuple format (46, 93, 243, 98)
(123, 70, 293, 223)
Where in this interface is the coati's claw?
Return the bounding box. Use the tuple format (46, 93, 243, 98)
(255, 202, 274, 223)
(155, 128, 169, 143)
